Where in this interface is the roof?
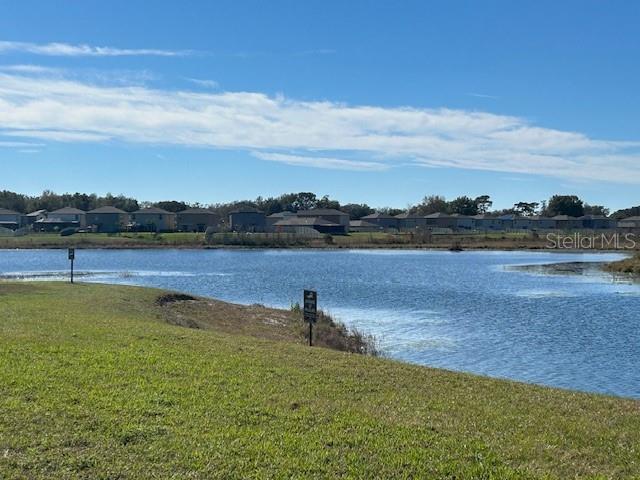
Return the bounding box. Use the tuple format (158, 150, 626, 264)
(425, 212, 452, 218)
(132, 207, 173, 215)
(50, 207, 86, 215)
(552, 215, 578, 220)
(26, 209, 47, 217)
(394, 212, 423, 219)
(349, 220, 379, 228)
(274, 217, 339, 227)
(361, 212, 397, 219)
(0, 208, 20, 215)
(619, 216, 640, 222)
(178, 208, 217, 215)
(87, 206, 127, 214)
(229, 207, 263, 214)
(267, 211, 296, 218)
(35, 218, 79, 224)
(498, 214, 518, 220)
(297, 209, 348, 216)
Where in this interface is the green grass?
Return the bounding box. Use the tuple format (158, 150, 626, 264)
(0, 232, 205, 248)
(1, 282, 639, 478)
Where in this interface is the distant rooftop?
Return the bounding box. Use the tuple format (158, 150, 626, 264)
(50, 207, 86, 215)
(132, 207, 173, 215)
(178, 208, 216, 215)
(297, 209, 347, 216)
(87, 206, 127, 214)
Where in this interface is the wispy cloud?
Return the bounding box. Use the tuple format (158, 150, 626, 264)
(0, 40, 191, 57)
(0, 70, 638, 182)
(467, 92, 499, 100)
(185, 78, 219, 89)
(252, 152, 388, 171)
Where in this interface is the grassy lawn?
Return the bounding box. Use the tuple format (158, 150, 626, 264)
(0, 232, 205, 248)
(1, 282, 639, 478)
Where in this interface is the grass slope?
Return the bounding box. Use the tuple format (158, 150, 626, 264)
(1, 282, 639, 479)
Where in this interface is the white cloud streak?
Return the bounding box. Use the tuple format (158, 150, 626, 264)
(0, 71, 638, 182)
(0, 41, 190, 57)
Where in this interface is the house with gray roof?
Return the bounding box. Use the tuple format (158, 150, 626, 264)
(229, 208, 266, 232)
(552, 215, 582, 230)
(34, 207, 87, 231)
(22, 210, 47, 227)
(528, 216, 557, 230)
(395, 212, 428, 231)
(579, 215, 617, 230)
(296, 209, 350, 231)
(472, 214, 502, 231)
(177, 208, 220, 232)
(349, 220, 382, 233)
(266, 211, 297, 232)
(87, 206, 129, 233)
(618, 216, 640, 229)
(360, 212, 399, 230)
(273, 216, 346, 235)
(130, 207, 176, 232)
(0, 208, 21, 230)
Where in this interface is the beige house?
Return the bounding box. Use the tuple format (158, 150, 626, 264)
(130, 207, 176, 232)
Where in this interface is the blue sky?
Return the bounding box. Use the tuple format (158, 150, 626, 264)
(1, 0, 639, 210)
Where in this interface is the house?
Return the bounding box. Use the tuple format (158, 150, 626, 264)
(449, 214, 474, 230)
(22, 209, 47, 227)
(395, 212, 428, 231)
(472, 214, 502, 231)
(87, 206, 129, 233)
(47, 207, 87, 228)
(296, 209, 350, 232)
(177, 208, 219, 232)
(618, 216, 640, 229)
(130, 207, 176, 232)
(266, 211, 297, 232)
(360, 212, 399, 230)
(229, 208, 266, 232)
(528, 216, 557, 230)
(513, 216, 535, 230)
(273, 216, 346, 235)
(33, 207, 86, 232)
(552, 215, 582, 230)
(497, 214, 517, 230)
(0, 208, 21, 230)
(349, 220, 382, 233)
(579, 215, 617, 230)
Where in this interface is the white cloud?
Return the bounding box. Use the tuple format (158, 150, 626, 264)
(0, 41, 190, 57)
(252, 152, 388, 171)
(0, 71, 638, 182)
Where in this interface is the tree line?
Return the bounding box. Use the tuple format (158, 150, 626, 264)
(0, 189, 633, 220)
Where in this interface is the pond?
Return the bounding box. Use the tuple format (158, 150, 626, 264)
(1, 248, 638, 398)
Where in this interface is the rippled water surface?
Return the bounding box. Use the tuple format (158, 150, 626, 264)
(1, 248, 639, 398)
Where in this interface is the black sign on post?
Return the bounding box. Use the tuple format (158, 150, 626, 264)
(303, 289, 317, 346)
(68, 248, 75, 284)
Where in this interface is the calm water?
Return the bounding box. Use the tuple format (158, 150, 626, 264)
(1, 248, 639, 398)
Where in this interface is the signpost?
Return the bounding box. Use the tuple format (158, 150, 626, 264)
(303, 289, 317, 346)
(68, 248, 75, 284)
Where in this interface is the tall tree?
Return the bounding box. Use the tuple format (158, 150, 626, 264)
(449, 196, 478, 216)
(513, 202, 539, 216)
(583, 204, 610, 216)
(474, 195, 493, 214)
(341, 203, 374, 219)
(545, 195, 584, 217)
(412, 195, 449, 215)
